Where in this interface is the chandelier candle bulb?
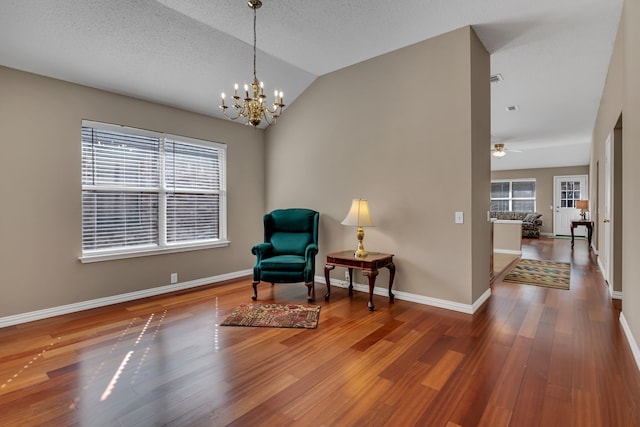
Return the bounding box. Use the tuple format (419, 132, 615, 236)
(234, 84, 238, 97)
(220, 93, 226, 108)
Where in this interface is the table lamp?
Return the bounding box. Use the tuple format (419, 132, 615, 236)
(341, 199, 375, 258)
(576, 200, 589, 220)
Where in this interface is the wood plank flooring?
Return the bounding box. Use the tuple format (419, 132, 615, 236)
(1, 237, 639, 426)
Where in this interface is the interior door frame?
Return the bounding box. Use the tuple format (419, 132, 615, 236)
(602, 133, 612, 284)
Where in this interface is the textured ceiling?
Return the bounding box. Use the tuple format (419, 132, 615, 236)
(0, 0, 623, 170)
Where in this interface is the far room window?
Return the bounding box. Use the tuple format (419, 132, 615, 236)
(490, 179, 536, 212)
(81, 120, 227, 262)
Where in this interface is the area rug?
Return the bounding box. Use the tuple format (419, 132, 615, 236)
(221, 304, 320, 329)
(503, 259, 571, 290)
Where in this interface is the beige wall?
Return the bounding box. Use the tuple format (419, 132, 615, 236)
(591, 17, 624, 293)
(621, 0, 640, 348)
(491, 166, 589, 235)
(0, 66, 264, 317)
(591, 0, 640, 352)
(493, 221, 522, 253)
(470, 28, 492, 302)
(265, 27, 491, 306)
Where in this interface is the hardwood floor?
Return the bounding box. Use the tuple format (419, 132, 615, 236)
(1, 237, 639, 426)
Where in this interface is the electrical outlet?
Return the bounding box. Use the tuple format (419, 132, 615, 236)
(170, 273, 178, 284)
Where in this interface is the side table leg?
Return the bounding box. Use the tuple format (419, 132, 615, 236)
(363, 270, 378, 311)
(348, 268, 354, 296)
(324, 264, 335, 301)
(387, 262, 396, 302)
(571, 225, 575, 248)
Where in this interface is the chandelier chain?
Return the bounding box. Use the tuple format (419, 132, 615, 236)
(253, 6, 257, 82)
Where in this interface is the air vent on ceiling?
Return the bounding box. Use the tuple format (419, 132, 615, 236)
(506, 105, 519, 111)
(490, 73, 504, 83)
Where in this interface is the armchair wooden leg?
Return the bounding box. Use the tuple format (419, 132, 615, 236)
(305, 281, 314, 303)
(252, 281, 259, 301)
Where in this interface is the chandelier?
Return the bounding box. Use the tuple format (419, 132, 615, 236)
(219, 0, 285, 127)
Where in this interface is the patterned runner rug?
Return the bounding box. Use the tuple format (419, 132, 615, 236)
(503, 258, 571, 290)
(221, 303, 320, 329)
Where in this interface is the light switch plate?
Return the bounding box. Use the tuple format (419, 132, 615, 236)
(455, 211, 464, 224)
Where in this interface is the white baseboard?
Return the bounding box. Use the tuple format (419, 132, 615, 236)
(494, 249, 522, 255)
(0, 269, 252, 328)
(0, 269, 492, 328)
(620, 312, 640, 373)
(597, 257, 606, 278)
(596, 258, 623, 300)
(316, 276, 491, 315)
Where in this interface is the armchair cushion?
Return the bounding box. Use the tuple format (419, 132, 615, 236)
(270, 232, 313, 255)
(260, 255, 306, 271)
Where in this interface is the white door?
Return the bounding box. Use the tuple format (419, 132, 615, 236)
(602, 134, 612, 283)
(553, 175, 588, 236)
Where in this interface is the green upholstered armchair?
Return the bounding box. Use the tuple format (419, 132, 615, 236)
(251, 208, 319, 302)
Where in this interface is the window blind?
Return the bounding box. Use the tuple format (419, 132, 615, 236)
(165, 139, 222, 243)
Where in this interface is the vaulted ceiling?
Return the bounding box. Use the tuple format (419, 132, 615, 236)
(0, 0, 623, 170)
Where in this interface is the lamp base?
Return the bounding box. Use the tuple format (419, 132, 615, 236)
(354, 226, 368, 258)
(354, 248, 368, 258)
(580, 211, 587, 220)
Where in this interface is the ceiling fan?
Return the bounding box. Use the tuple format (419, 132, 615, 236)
(491, 143, 522, 158)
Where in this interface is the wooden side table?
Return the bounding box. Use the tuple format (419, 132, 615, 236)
(324, 250, 395, 311)
(570, 220, 594, 248)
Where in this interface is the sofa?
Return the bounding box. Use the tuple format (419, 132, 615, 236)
(490, 211, 543, 238)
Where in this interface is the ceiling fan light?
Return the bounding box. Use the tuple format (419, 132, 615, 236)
(493, 150, 506, 158)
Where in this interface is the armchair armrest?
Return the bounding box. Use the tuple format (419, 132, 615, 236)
(252, 243, 273, 261)
(303, 243, 319, 283)
(305, 243, 319, 259)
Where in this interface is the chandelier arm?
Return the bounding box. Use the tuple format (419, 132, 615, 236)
(262, 112, 273, 126)
(222, 108, 242, 121)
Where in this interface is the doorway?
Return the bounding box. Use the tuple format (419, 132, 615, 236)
(599, 115, 623, 299)
(553, 175, 589, 236)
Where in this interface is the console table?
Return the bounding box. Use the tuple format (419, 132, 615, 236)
(324, 250, 395, 311)
(570, 220, 594, 249)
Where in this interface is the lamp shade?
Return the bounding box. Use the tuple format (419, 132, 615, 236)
(341, 199, 375, 227)
(576, 200, 589, 210)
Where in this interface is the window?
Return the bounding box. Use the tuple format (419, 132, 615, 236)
(559, 180, 583, 208)
(490, 179, 536, 212)
(81, 121, 227, 262)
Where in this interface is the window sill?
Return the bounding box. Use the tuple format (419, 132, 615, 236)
(79, 240, 231, 263)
